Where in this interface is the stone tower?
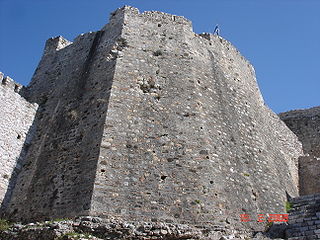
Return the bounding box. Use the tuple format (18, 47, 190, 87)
(280, 107, 320, 196)
(1, 6, 303, 229)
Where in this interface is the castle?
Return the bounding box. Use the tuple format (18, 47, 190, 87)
(0, 6, 319, 237)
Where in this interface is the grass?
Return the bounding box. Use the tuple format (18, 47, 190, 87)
(285, 201, 293, 212)
(0, 219, 12, 231)
(264, 221, 273, 232)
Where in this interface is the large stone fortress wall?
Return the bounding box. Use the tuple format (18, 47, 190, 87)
(89, 7, 303, 226)
(0, 6, 303, 230)
(3, 9, 127, 221)
(280, 107, 320, 195)
(0, 73, 38, 207)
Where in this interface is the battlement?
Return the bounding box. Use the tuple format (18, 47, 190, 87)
(280, 106, 320, 119)
(44, 36, 72, 55)
(0, 72, 24, 94)
(110, 6, 192, 29)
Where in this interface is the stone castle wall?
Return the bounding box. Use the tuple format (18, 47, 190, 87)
(0, 73, 38, 207)
(90, 6, 302, 228)
(0, 6, 304, 232)
(280, 107, 320, 195)
(2, 9, 129, 221)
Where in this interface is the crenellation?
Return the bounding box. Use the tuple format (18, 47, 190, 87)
(140, 10, 192, 28)
(44, 36, 72, 55)
(0, 73, 24, 94)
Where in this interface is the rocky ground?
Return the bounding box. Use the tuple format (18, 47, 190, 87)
(0, 216, 288, 240)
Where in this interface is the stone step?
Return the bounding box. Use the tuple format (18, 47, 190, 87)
(291, 194, 320, 204)
(286, 194, 320, 239)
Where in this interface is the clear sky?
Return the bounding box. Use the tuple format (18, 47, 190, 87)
(1, 0, 319, 113)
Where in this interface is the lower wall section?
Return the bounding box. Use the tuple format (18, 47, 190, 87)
(0, 73, 38, 207)
(280, 107, 320, 195)
(287, 194, 320, 239)
(299, 156, 320, 195)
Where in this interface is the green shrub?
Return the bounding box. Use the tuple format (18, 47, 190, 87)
(285, 201, 293, 212)
(0, 219, 11, 231)
(264, 221, 273, 232)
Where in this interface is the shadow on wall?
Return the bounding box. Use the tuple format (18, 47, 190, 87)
(0, 29, 118, 222)
(0, 96, 39, 213)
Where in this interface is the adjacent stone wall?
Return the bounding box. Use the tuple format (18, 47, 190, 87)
(2, 9, 126, 221)
(90, 6, 303, 230)
(286, 194, 320, 239)
(0, 73, 38, 207)
(280, 107, 320, 195)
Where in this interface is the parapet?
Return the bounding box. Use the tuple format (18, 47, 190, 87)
(44, 36, 72, 55)
(0, 72, 23, 93)
(279, 106, 320, 120)
(109, 5, 192, 30)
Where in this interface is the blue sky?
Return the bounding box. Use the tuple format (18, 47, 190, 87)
(1, 0, 319, 113)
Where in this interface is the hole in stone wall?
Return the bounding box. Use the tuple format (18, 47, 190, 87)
(153, 50, 163, 56)
(158, 24, 162, 27)
(14, 84, 19, 92)
(199, 149, 209, 155)
(17, 134, 21, 139)
(1, 78, 7, 85)
(101, 169, 106, 173)
(160, 175, 167, 181)
(210, 180, 214, 184)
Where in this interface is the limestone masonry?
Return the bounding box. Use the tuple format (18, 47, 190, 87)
(0, 6, 317, 236)
(280, 107, 320, 196)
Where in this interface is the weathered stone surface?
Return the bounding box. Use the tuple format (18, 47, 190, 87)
(0, 5, 303, 235)
(0, 73, 38, 208)
(286, 194, 320, 239)
(280, 107, 320, 195)
(0, 216, 284, 240)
